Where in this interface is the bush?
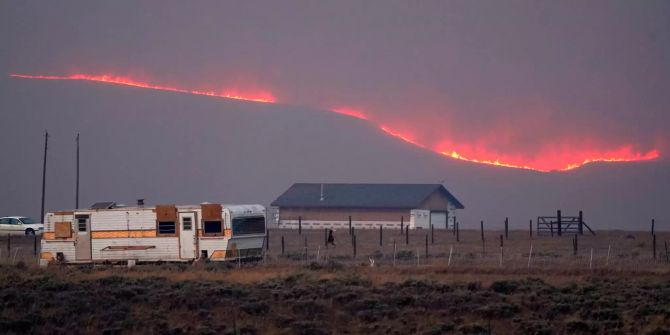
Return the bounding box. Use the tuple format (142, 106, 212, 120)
(478, 303, 521, 318)
(490, 281, 519, 294)
(565, 320, 594, 333)
(240, 301, 269, 316)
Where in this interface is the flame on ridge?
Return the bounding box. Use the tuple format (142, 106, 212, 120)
(332, 107, 369, 120)
(9, 73, 275, 103)
(10, 72, 660, 172)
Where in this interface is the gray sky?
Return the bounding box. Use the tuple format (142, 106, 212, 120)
(1, 1, 669, 228)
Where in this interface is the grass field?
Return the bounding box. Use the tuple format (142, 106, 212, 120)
(264, 228, 669, 272)
(0, 230, 669, 334)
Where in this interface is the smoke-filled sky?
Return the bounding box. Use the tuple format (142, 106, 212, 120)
(2, 1, 669, 171)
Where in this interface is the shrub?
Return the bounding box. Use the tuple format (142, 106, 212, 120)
(478, 303, 521, 318)
(565, 320, 593, 333)
(457, 323, 488, 334)
(240, 301, 270, 316)
(490, 281, 519, 294)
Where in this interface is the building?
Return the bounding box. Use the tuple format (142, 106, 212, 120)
(270, 183, 464, 230)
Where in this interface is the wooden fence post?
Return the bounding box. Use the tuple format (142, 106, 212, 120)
(665, 241, 669, 263)
(266, 229, 270, 251)
(651, 219, 655, 235)
(480, 221, 484, 241)
(499, 235, 504, 267)
(353, 233, 357, 259)
(405, 225, 409, 245)
(447, 245, 453, 267)
(529, 219, 533, 238)
(579, 210, 584, 235)
(431, 223, 434, 244)
(298, 216, 302, 235)
(304, 236, 308, 259)
(504, 217, 509, 240)
(456, 221, 460, 242)
(452, 216, 456, 236)
(400, 216, 404, 235)
(34, 233, 38, 256)
(379, 225, 383, 247)
(281, 235, 285, 255)
(557, 210, 562, 236)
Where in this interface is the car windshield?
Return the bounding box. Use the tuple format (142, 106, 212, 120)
(20, 217, 36, 224)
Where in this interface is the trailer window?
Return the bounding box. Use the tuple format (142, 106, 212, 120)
(182, 217, 192, 230)
(232, 216, 265, 235)
(203, 221, 222, 236)
(157, 221, 176, 235)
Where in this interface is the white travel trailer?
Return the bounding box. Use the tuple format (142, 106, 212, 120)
(40, 202, 266, 265)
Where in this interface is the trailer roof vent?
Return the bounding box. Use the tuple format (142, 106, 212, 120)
(90, 202, 117, 209)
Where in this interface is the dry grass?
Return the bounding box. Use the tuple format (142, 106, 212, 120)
(1, 261, 670, 334)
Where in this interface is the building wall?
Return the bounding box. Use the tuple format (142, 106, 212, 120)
(278, 207, 411, 222)
(417, 191, 453, 211)
(277, 207, 411, 230)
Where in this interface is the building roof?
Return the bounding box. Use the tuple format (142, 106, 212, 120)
(270, 183, 464, 209)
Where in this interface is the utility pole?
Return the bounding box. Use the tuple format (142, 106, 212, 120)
(75, 133, 80, 209)
(40, 131, 49, 223)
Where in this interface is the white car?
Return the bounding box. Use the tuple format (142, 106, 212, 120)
(0, 216, 44, 235)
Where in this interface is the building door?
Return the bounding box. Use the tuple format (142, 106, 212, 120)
(430, 211, 448, 229)
(75, 215, 92, 261)
(179, 213, 196, 259)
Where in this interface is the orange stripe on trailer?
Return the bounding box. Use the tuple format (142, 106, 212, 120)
(91, 230, 157, 238)
(40, 252, 54, 260)
(210, 250, 226, 259)
(42, 232, 56, 240)
(197, 229, 232, 237)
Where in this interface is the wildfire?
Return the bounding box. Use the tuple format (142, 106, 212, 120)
(9, 73, 276, 103)
(379, 125, 426, 149)
(439, 150, 536, 171)
(561, 149, 659, 171)
(10, 72, 660, 172)
(331, 107, 369, 120)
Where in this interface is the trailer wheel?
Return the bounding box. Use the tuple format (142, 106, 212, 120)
(25, 228, 35, 236)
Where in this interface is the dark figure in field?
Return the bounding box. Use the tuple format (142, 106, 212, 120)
(327, 229, 336, 247)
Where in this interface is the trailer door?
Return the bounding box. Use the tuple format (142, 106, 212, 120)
(179, 213, 196, 259)
(75, 215, 92, 261)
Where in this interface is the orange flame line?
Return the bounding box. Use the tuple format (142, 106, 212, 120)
(10, 72, 660, 172)
(9, 73, 276, 103)
(438, 150, 538, 171)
